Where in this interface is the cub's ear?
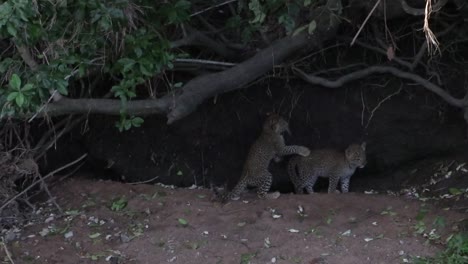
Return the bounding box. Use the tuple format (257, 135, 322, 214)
(361, 142, 367, 150)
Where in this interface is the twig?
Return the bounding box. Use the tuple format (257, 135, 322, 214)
(365, 85, 403, 129)
(37, 172, 62, 213)
(0, 153, 87, 213)
(28, 90, 59, 123)
(58, 161, 85, 182)
(35, 116, 86, 160)
(423, 0, 440, 55)
(352, 40, 414, 70)
(0, 237, 14, 264)
(412, 42, 428, 70)
(127, 175, 159, 185)
(16, 44, 38, 71)
(350, 0, 382, 46)
(34, 116, 72, 154)
(292, 65, 467, 108)
(174, 58, 235, 67)
(190, 0, 238, 17)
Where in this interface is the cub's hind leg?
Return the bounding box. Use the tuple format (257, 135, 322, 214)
(340, 176, 351, 193)
(304, 175, 319, 194)
(228, 179, 248, 200)
(253, 172, 280, 199)
(327, 174, 341, 194)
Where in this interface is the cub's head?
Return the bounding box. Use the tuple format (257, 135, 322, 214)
(345, 142, 367, 169)
(263, 113, 290, 135)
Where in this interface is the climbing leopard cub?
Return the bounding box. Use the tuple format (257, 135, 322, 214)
(288, 142, 366, 194)
(214, 114, 310, 203)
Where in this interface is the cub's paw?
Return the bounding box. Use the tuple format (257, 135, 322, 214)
(299, 147, 310, 157)
(265, 191, 281, 199)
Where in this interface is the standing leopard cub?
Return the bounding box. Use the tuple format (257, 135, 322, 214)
(214, 114, 310, 203)
(288, 143, 366, 194)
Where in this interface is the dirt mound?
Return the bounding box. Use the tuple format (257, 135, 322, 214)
(4, 177, 465, 264)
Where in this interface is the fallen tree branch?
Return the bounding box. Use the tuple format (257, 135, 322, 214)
(29, 97, 170, 118)
(165, 3, 341, 124)
(293, 65, 468, 108)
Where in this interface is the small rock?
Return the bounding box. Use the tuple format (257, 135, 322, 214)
(44, 216, 54, 223)
(39, 228, 50, 237)
(271, 257, 277, 263)
(5, 230, 16, 242)
(64, 231, 74, 239)
(341, 230, 351, 236)
(120, 233, 131, 243)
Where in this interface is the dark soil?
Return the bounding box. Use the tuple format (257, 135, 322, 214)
(4, 176, 466, 264)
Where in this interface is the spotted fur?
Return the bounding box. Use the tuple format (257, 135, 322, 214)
(214, 114, 310, 203)
(288, 143, 367, 194)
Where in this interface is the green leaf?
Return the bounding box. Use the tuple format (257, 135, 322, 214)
(110, 197, 127, 211)
(449, 188, 462, 195)
(178, 218, 188, 226)
(134, 47, 143, 58)
(131, 117, 144, 127)
(56, 80, 68, 95)
(292, 24, 308, 36)
(124, 120, 132, 130)
(6, 92, 18, 102)
(308, 20, 317, 35)
(22, 83, 34, 91)
(173, 82, 183, 88)
(9, 74, 21, 90)
(7, 23, 17, 37)
(89, 233, 101, 239)
(15, 93, 25, 107)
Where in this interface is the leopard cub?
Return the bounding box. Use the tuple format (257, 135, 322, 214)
(288, 142, 366, 194)
(213, 113, 310, 203)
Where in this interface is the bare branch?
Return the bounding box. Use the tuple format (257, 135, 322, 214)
(401, 0, 448, 16)
(0, 153, 87, 213)
(351, 40, 414, 70)
(190, 0, 238, 17)
(16, 44, 39, 71)
(293, 65, 468, 108)
(350, 0, 382, 46)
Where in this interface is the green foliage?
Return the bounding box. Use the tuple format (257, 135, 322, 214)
(116, 116, 144, 132)
(0, 0, 182, 125)
(110, 196, 128, 211)
(416, 233, 468, 264)
(0, 0, 321, 128)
